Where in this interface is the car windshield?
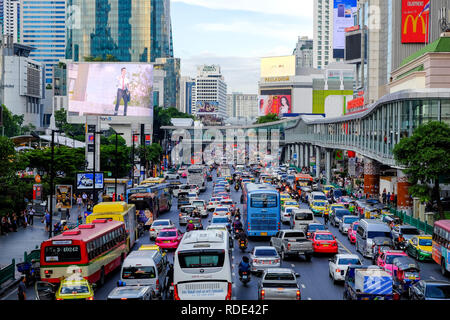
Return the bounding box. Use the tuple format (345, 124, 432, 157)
(284, 232, 305, 238)
(295, 212, 313, 220)
(285, 202, 297, 206)
(368, 231, 392, 238)
(338, 258, 361, 265)
(212, 218, 228, 223)
(158, 231, 177, 237)
(385, 254, 405, 264)
(335, 210, 350, 218)
(255, 249, 277, 257)
(343, 217, 359, 224)
(314, 202, 327, 207)
(309, 225, 325, 231)
(122, 266, 156, 279)
(334, 190, 343, 198)
(193, 201, 204, 206)
(60, 285, 89, 294)
(264, 273, 295, 281)
(426, 284, 450, 299)
(352, 224, 359, 231)
(216, 208, 229, 212)
(419, 239, 432, 246)
(401, 228, 420, 235)
(314, 195, 327, 201)
(152, 221, 169, 226)
(315, 234, 334, 241)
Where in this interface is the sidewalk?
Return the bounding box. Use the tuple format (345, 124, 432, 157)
(0, 205, 85, 297)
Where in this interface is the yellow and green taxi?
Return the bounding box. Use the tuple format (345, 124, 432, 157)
(311, 200, 329, 216)
(280, 193, 292, 205)
(282, 200, 299, 212)
(55, 278, 95, 300)
(138, 244, 167, 257)
(325, 203, 346, 215)
(406, 235, 433, 261)
(322, 185, 334, 196)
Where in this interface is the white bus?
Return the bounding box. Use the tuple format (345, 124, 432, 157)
(173, 230, 232, 300)
(187, 165, 206, 192)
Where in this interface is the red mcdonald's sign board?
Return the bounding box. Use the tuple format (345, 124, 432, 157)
(402, 0, 430, 44)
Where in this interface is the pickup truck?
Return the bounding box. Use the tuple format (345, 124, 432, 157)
(258, 268, 301, 300)
(343, 265, 398, 300)
(269, 230, 314, 261)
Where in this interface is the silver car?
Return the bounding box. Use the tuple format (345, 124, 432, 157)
(339, 215, 360, 234)
(258, 268, 301, 300)
(178, 205, 197, 225)
(250, 246, 281, 274)
(149, 219, 175, 240)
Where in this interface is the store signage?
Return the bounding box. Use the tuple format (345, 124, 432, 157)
(402, 0, 430, 44)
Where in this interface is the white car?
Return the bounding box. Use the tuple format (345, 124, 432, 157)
(281, 207, 296, 224)
(164, 172, 180, 180)
(187, 192, 199, 203)
(149, 219, 175, 240)
(338, 215, 360, 234)
(190, 199, 208, 218)
(213, 206, 232, 219)
(207, 197, 223, 212)
(250, 246, 281, 274)
(328, 254, 362, 283)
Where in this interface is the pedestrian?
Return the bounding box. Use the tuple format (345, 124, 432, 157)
(382, 189, 387, 204)
(12, 213, 18, 232)
(82, 192, 87, 207)
(390, 193, 395, 207)
(393, 194, 397, 208)
(387, 192, 391, 206)
(66, 208, 70, 221)
(29, 207, 35, 226)
(17, 276, 27, 301)
(1, 216, 7, 235)
(43, 210, 51, 233)
(77, 195, 82, 208)
(77, 214, 83, 226)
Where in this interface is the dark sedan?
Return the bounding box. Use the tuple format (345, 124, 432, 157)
(409, 280, 450, 300)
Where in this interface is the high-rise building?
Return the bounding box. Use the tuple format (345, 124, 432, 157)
(67, 0, 173, 63)
(2, 0, 20, 43)
(179, 76, 195, 114)
(20, 0, 66, 84)
(293, 36, 313, 70)
(226, 93, 258, 118)
(153, 57, 180, 109)
(192, 65, 227, 119)
(313, 0, 334, 69)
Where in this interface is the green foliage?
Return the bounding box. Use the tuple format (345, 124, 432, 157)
(100, 144, 131, 178)
(255, 113, 280, 124)
(139, 143, 163, 166)
(1, 105, 24, 137)
(153, 106, 195, 143)
(393, 121, 450, 218)
(54, 108, 85, 138)
(46, 84, 53, 89)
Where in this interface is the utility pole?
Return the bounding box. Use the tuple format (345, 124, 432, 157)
(114, 132, 124, 200)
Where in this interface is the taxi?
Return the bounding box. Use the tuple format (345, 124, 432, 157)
(325, 203, 346, 215)
(322, 185, 334, 196)
(282, 200, 299, 212)
(155, 228, 183, 250)
(406, 235, 433, 261)
(311, 231, 338, 254)
(310, 200, 328, 216)
(376, 250, 408, 275)
(55, 278, 95, 300)
(280, 193, 292, 206)
(138, 244, 167, 257)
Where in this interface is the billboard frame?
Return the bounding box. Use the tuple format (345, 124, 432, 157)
(76, 172, 104, 190)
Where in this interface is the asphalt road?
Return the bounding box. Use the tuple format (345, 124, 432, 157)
(3, 169, 448, 300)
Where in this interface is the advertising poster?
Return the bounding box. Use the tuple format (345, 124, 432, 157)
(68, 63, 153, 118)
(76, 172, 104, 190)
(196, 101, 218, 114)
(258, 95, 292, 117)
(402, 0, 430, 43)
(55, 185, 73, 209)
(333, 0, 357, 58)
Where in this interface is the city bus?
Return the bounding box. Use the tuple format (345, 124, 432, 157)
(173, 230, 232, 300)
(86, 202, 137, 252)
(126, 183, 172, 223)
(432, 220, 450, 276)
(40, 219, 127, 285)
(295, 174, 314, 187)
(187, 165, 206, 192)
(242, 183, 281, 237)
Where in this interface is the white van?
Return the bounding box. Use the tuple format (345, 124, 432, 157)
(119, 250, 169, 299)
(355, 219, 392, 258)
(173, 230, 232, 300)
(290, 208, 315, 231)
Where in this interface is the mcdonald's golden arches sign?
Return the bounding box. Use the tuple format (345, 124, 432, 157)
(402, 0, 430, 44)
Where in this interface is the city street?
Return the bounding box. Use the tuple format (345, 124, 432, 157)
(2, 170, 448, 301)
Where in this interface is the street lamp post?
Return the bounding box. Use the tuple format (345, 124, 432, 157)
(92, 130, 104, 205)
(114, 132, 124, 200)
(131, 133, 140, 188)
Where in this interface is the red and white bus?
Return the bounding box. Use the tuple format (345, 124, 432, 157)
(432, 220, 450, 276)
(40, 219, 127, 285)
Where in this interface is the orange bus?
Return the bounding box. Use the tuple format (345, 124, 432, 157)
(40, 219, 127, 285)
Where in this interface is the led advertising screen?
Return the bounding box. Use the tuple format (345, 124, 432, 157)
(258, 95, 292, 117)
(333, 0, 357, 59)
(76, 172, 104, 190)
(345, 32, 362, 61)
(55, 185, 73, 209)
(196, 101, 218, 114)
(402, 0, 430, 43)
(260, 56, 296, 78)
(68, 63, 153, 118)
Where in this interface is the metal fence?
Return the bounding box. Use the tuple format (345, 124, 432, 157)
(24, 247, 40, 264)
(0, 259, 15, 287)
(390, 208, 434, 235)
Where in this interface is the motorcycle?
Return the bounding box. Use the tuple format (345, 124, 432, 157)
(240, 271, 251, 286)
(239, 239, 248, 251)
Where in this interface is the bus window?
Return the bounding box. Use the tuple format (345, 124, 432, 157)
(250, 194, 277, 208)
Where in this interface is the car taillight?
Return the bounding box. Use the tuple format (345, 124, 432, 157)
(393, 293, 400, 300)
(156, 279, 159, 287)
(86, 296, 94, 300)
(150, 228, 155, 232)
(174, 285, 180, 300)
(274, 259, 280, 264)
(56, 298, 63, 301)
(253, 259, 259, 264)
(261, 289, 265, 300)
(44, 270, 53, 274)
(287, 243, 291, 250)
(226, 282, 232, 300)
(336, 269, 341, 273)
(296, 290, 301, 300)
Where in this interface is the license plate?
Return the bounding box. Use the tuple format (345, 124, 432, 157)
(260, 232, 268, 236)
(323, 244, 329, 247)
(164, 241, 171, 243)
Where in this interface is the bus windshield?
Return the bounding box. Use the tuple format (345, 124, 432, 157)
(250, 193, 277, 208)
(188, 169, 203, 174)
(178, 250, 225, 268)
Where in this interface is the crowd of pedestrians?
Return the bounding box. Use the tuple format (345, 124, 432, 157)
(0, 208, 36, 236)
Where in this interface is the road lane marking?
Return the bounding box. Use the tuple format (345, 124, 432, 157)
(335, 237, 352, 255)
(307, 297, 312, 300)
(301, 284, 306, 289)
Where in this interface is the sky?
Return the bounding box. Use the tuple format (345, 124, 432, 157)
(171, 0, 314, 94)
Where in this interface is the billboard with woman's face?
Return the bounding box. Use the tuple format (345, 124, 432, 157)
(258, 95, 292, 117)
(68, 63, 153, 118)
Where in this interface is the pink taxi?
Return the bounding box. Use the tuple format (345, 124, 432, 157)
(376, 250, 408, 275)
(155, 228, 184, 250)
(347, 222, 359, 244)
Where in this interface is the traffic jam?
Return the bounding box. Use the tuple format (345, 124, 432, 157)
(21, 163, 450, 301)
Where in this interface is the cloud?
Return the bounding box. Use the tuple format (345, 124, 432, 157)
(172, 0, 313, 18)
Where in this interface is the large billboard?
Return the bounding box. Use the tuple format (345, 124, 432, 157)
(333, 0, 357, 59)
(76, 172, 104, 190)
(258, 95, 292, 117)
(55, 185, 73, 209)
(402, 0, 430, 44)
(68, 63, 153, 118)
(260, 56, 296, 78)
(196, 101, 218, 114)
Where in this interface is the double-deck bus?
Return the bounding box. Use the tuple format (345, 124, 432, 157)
(86, 202, 137, 252)
(40, 219, 127, 285)
(242, 183, 281, 237)
(432, 220, 450, 276)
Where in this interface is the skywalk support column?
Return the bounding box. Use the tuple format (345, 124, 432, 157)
(397, 169, 413, 215)
(305, 144, 310, 172)
(364, 158, 380, 198)
(296, 144, 301, 168)
(325, 149, 332, 184)
(315, 146, 321, 179)
(299, 144, 304, 169)
(286, 144, 291, 163)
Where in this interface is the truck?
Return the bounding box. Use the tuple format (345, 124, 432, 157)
(187, 165, 206, 192)
(343, 265, 398, 300)
(258, 268, 301, 300)
(269, 230, 314, 261)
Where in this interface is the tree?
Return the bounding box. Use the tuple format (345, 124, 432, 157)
(153, 106, 195, 143)
(1, 105, 23, 137)
(393, 121, 450, 220)
(54, 108, 85, 139)
(255, 113, 280, 124)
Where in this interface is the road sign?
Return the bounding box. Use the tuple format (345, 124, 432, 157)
(293, 153, 298, 160)
(35, 174, 41, 183)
